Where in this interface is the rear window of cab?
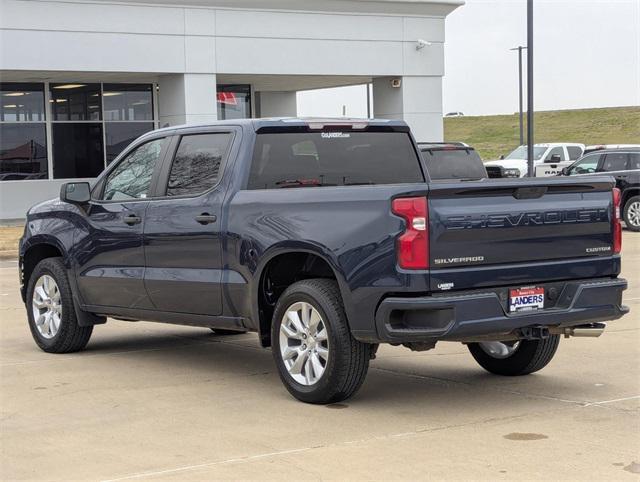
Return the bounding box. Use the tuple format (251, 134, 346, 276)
(247, 131, 424, 189)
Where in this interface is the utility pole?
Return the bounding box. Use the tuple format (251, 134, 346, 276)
(510, 46, 527, 146)
(526, 0, 534, 177)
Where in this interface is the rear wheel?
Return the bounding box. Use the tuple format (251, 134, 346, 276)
(623, 195, 640, 232)
(26, 258, 93, 353)
(467, 336, 560, 376)
(271, 279, 371, 404)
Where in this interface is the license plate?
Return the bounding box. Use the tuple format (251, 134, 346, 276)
(509, 286, 545, 313)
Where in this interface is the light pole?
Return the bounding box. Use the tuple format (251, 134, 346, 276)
(510, 46, 527, 147)
(526, 0, 534, 177)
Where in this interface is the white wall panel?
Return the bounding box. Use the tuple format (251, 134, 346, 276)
(216, 37, 402, 75)
(215, 9, 403, 41)
(0, 0, 183, 35)
(403, 17, 445, 42)
(0, 30, 185, 72)
(185, 8, 216, 36)
(401, 76, 442, 113)
(402, 41, 444, 76)
(185, 36, 216, 73)
(257, 91, 297, 117)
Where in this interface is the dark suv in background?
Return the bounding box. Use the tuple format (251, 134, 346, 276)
(561, 147, 640, 231)
(417, 142, 487, 180)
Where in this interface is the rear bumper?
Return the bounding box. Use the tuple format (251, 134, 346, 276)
(374, 277, 628, 343)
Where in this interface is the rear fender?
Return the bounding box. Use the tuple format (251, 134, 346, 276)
(252, 242, 354, 344)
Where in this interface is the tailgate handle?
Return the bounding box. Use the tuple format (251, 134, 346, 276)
(513, 186, 548, 199)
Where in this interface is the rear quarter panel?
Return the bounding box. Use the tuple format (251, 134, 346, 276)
(224, 184, 431, 338)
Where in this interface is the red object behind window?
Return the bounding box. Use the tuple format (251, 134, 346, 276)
(613, 188, 622, 254)
(392, 197, 429, 269)
(216, 92, 237, 105)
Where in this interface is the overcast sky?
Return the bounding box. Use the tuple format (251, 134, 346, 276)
(298, 0, 640, 117)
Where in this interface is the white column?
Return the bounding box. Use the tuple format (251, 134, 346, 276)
(158, 73, 218, 127)
(256, 91, 297, 118)
(372, 76, 443, 142)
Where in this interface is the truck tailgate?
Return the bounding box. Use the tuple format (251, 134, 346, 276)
(427, 176, 619, 291)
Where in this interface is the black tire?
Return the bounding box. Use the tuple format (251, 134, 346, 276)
(209, 328, 247, 335)
(271, 279, 371, 404)
(467, 336, 560, 376)
(26, 257, 93, 353)
(623, 195, 640, 232)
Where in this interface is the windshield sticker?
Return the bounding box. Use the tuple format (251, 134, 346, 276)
(321, 132, 350, 139)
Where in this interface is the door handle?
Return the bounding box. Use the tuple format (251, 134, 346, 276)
(195, 213, 217, 225)
(123, 214, 142, 225)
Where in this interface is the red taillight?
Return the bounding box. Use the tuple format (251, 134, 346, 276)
(613, 188, 622, 254)
(392, 196, 429, 269)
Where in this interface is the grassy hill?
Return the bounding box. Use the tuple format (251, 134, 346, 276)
(444, 106, 640, 160)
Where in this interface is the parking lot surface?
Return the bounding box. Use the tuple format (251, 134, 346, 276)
(1, 232, 639, 480)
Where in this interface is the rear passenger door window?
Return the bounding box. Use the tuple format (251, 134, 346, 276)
(600, 153, 628, 172)
(627, 153, 640, 170)
(166, 133, 233, 196)
(566, 146, 583, 160)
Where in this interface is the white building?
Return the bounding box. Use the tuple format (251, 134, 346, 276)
(0, 0, 462, 220)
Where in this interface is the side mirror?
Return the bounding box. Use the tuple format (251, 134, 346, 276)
(560, 167, 570, 176)
(60, 182, 91, 205)
(499, 155, 505, 160)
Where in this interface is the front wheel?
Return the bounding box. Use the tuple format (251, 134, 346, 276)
(623, 195, 640, 232)
(26, 258, 93, 353)
(467, 336, 560, 376)
(271, 279, 371, 404)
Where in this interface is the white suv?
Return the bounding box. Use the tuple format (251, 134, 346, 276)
(485, 143, 585, 178)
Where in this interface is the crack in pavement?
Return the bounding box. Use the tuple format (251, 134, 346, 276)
(100, 409, 558, 482)
(370, 366, 640, 412)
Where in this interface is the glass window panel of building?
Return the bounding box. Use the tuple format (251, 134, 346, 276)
(0, 83, 48, 180)
(103, 84, 153, 121)
(50, 83, 102, 121)
(48, 83, 156, 179)
(105, 122, 155, 164)
(217, 84, 251, 120)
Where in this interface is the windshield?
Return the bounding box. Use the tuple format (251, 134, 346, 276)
(421, 149, 486, 180)
(505, 146, 547, 160)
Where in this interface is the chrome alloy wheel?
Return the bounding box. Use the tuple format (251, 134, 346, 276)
(279, 301, 329, 385)
(31, 274, 62, 339)
(478, 341, 520, 359)
(627, 201, 640, 228)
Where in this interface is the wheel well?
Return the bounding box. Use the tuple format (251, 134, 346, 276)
(258, 252, 337, 347)
(622, 189, 639, 209)
(22, 244, 63, 293)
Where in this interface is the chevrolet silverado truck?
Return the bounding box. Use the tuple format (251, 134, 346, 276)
(19, 118, 628, 404)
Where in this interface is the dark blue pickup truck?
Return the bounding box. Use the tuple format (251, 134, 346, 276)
(19, 118, 628, 403)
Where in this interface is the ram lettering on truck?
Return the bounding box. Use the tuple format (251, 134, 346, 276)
(19, 118, 628, 404)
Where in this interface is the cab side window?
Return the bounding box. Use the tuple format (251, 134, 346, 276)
(545, 147, 565, 161)
(601, 153, 628, 172)
(102, 138, 165, 201)
(568, 154, 600, 175)
(628, 153, 640, 170)
(567, 146, 583, 160)
(166, 133, 232, 197)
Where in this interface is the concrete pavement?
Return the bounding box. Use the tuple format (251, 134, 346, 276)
(1, 232, 638, 480)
